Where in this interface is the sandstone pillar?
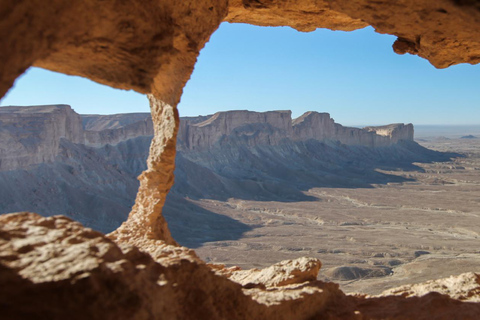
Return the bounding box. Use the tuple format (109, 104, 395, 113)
(109, 95, 179, 246)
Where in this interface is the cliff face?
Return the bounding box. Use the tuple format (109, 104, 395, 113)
(0, 105, 84, 171)
(366, 123, 415, 143)
(0, 106, 154, 171)
(178, 110, 414, 151)
(0, 105, 423, 234)
(82, 113, 151, 131)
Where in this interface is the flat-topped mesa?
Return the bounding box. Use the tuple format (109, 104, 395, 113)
(292, 111, 414, 147)
(178, 110, 414, 150)
(0, 105, 154, 171)
(178, 110, 293, 150)
(365, 123, 415, 143)
(0, 105, 84, 171)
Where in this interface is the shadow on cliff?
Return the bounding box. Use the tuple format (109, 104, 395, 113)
(163, 194, 252, 248)
(170, 139, 462, 203)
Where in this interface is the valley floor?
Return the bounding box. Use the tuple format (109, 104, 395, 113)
(190, 139, 480, 294)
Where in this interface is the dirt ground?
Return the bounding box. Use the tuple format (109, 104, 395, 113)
(192, 138, 480, 294)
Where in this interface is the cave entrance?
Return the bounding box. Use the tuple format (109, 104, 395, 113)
(0, 20, 479, 296)
(0, 67, 152, 233)
(166, 22, 480, 294)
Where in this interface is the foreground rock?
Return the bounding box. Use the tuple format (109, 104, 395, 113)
(3, 212, 480, 319)
(212, 257, 321, 288)
(0, 212, 355, 319)
(379, 272, 480, 302)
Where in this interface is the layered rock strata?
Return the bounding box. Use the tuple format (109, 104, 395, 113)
(0, 105, 153, 171)
(178, 110, 413, 150)
(0, 105, 84, 171)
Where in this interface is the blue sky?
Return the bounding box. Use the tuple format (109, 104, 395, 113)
(1, 23, 479, 125)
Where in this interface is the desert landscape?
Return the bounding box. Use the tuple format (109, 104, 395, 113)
(1, 105, 479, 296)
(2, 2, 480, 318)
(190, 137, 480, 294)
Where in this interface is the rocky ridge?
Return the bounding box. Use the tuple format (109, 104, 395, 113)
(0, 105, 152, 171)
(0, 105, 471, 319)
(0, 106, 414, 172)
(178, 110, 413, 150)
(0, 105, 438, 236)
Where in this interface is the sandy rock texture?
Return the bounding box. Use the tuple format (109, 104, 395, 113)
(3, 213, 480, 319)
(0, 212, 356, 320)
(218, 257, 322, 288)
(1, 0, 480, 318)
(226, 0, 480, 68)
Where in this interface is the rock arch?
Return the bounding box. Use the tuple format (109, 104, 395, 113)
(1, 1, 480, 318)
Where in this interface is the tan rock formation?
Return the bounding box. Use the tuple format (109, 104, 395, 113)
(179, 110, 413, 150)
(218, 257, 322, 288)
(3, 212, 480, 319)
(378, 272, 480, 302)
(2, 0, 480, 318)
(226, 0, 480, 69)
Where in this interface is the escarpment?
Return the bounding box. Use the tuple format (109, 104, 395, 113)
(2, 0, 480, 319)
(0, 105, 153, 171)
(178, 110, 414, 150)
(0, 105, 84, 171)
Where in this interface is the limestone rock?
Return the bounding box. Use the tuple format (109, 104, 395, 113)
(378, 272, 480, 302)
(226, 0, 480, 69)
(0, 105, 84, 171)
(0, 105, 154, 172)
(82, 113, 151, 131)
(178, 110, 293, 150)
(217, 257, 321, 288)
(0, 212, 359, 320)
(178, 110, 413, 150)
(4, 212, 480, 319)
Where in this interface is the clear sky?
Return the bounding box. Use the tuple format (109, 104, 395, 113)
(1, 22, 479, 125)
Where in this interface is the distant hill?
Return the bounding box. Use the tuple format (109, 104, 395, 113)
(0, 105, 456, 239)
(461, 135, 477, 139)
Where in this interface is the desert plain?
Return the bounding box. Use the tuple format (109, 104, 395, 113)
(188, 136, 480, 295)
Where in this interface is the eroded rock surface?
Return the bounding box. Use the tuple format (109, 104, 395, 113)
(0, 212, 357, 319)
(179, 110, 413, 150)
(3, 213, 480, 319)
(0, 105, 83, 171)
(379, 272, 480, 302)
(217, 257, 322, 288)
(2, 0, 480, 318)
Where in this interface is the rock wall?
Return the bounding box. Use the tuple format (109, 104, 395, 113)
(0, 105, 84, 171)
(0, 105, 155, 171)
(1, 1, 480, 319)
(178, 110, 413, 150)
(366, 124, 415, 144)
